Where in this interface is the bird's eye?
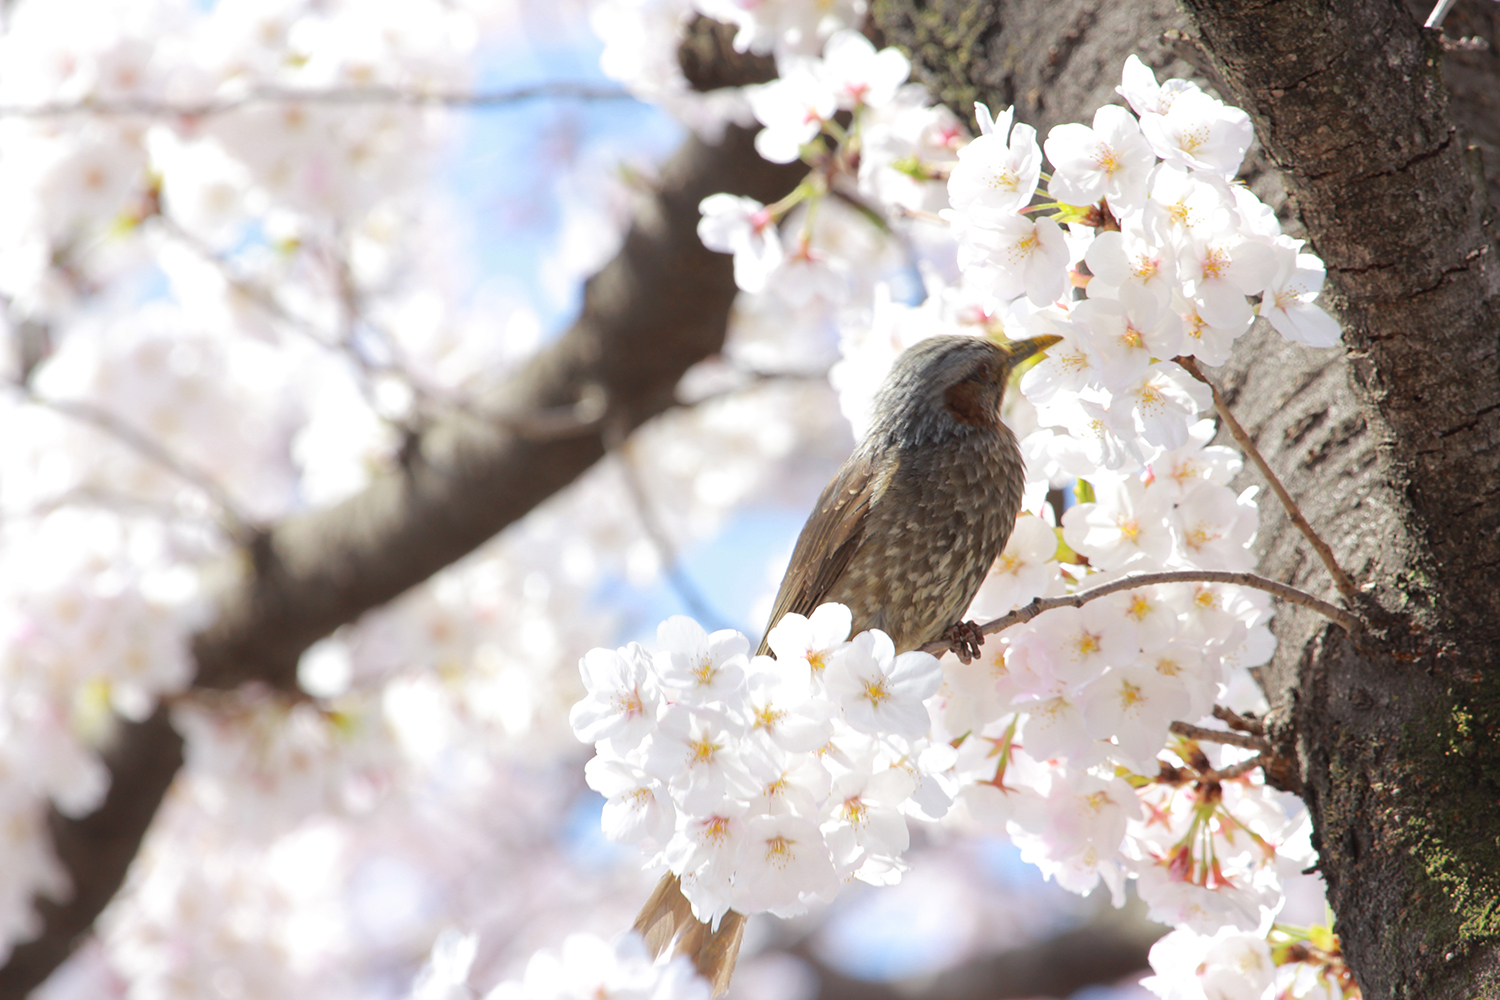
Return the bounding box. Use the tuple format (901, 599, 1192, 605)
(973, 362, 994, 381)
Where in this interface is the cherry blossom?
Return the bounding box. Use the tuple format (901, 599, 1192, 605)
(697, 194, 787, 294)
(1259, 243, 1342, 348)
(1043, 104, 1155, 212)
(818, 29, 910, 110)
(946, 106, 1042, 216)
(824, 630, 941, 739)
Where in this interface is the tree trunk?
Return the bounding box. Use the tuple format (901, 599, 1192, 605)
(872, 0, 1500, 996)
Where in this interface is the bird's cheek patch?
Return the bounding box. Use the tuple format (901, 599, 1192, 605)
(944, 379, 998, 427)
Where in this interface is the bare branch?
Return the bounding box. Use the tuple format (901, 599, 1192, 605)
(1212, 704, 1264, 736)
(1203, 753, 1268, 783)
(920, 569, 1364, 655)
(0, 82, 635, 119)
(7, 382, 254, 541)
(1174, 356, 1360, 603)
(612, 428, 737, 632)
(1169, 721, 1271, 753)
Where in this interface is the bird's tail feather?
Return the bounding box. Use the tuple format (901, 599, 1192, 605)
(633, 873, 746, 996)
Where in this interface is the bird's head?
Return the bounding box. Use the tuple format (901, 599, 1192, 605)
(870, 333, 1062, 449)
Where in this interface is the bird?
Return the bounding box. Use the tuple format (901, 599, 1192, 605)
(633, 332, 1061, 994)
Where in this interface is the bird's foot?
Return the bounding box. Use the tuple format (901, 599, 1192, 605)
(944, 620, 986, 664)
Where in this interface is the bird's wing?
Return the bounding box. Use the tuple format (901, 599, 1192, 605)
(756, 449, 881, 655)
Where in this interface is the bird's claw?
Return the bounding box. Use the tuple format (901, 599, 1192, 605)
(945, 620, 986, 664)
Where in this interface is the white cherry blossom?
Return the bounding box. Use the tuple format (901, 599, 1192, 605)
(697, 194, 787, 294)
(1259, 243, 1342, 348)
(818, 30, 910, 110)
(1140, 89, 1253, 181)
(570, 644, 663, 746)
(946, 107, 1041, 217)
(949, 212, 1069, 306)
(747, 66, 837, 164)
(1043, 104, 1154, 212)
(765, 602, 853, 675)
(654, 616, 749, 706)
(731, 813, 839, 915)
(824, 630, 941, 739)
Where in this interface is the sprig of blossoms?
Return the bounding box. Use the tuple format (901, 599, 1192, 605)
(572, 605, 948, 924)
(687, 38, 1354, 1000)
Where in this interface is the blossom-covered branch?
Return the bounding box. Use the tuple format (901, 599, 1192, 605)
(918, 569, 1366, 652)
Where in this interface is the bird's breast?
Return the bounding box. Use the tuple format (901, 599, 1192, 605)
(830, 430, 1025, 652)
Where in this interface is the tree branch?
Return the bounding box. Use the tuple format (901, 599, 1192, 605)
(0, 82, 635, 119)
(1174, 355, 1360, 604)
(919, 569, 1364, 655)
(1168, 721, 1271, 753)
(190, 123, 804, 692)
(0, 707, 183, 998)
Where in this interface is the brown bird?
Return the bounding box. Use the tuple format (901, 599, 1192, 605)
(633, 332, 1061, 994)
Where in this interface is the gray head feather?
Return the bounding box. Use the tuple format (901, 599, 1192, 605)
(864, 336, 1008, 452)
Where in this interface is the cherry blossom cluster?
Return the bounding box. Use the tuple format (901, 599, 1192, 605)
(1145, 922, 1355, 1000)
(409, 929, 711, 1000)
(685, 36, 1350, 998)
(572, 606, 952, 923)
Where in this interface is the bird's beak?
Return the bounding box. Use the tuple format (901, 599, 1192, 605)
(997, 333, 1063, 370)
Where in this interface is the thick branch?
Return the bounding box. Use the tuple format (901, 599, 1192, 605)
(0, 707, 183, 998)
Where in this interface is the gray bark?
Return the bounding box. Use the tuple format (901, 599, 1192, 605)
(872, 0, 1500, 996)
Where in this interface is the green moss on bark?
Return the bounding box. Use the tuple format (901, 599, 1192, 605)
(1398, 680, 1500, 961)
(869, 0, 1003, 120)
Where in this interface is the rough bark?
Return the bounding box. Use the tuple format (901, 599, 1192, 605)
(874, 0, 1500, 996)
(1176, 3, 1500, 997)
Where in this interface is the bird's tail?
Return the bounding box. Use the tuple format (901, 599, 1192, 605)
(633, 873, 747, 996)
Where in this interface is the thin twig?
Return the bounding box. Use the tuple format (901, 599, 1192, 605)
(1202, 753, 1267, 783)
(158, 214, 606, 439)
(11, 387, 253, 541)
(1169, 721, 1271, 752)
(919, 569, 1363, 655)
(1212, 704, 1264, 736)
(0, 82, 634, 119)
(610, 428, 737, 633)
(1174, 356, 1360, 603)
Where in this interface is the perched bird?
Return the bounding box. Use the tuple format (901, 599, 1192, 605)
(634, 332, 1061, 994)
